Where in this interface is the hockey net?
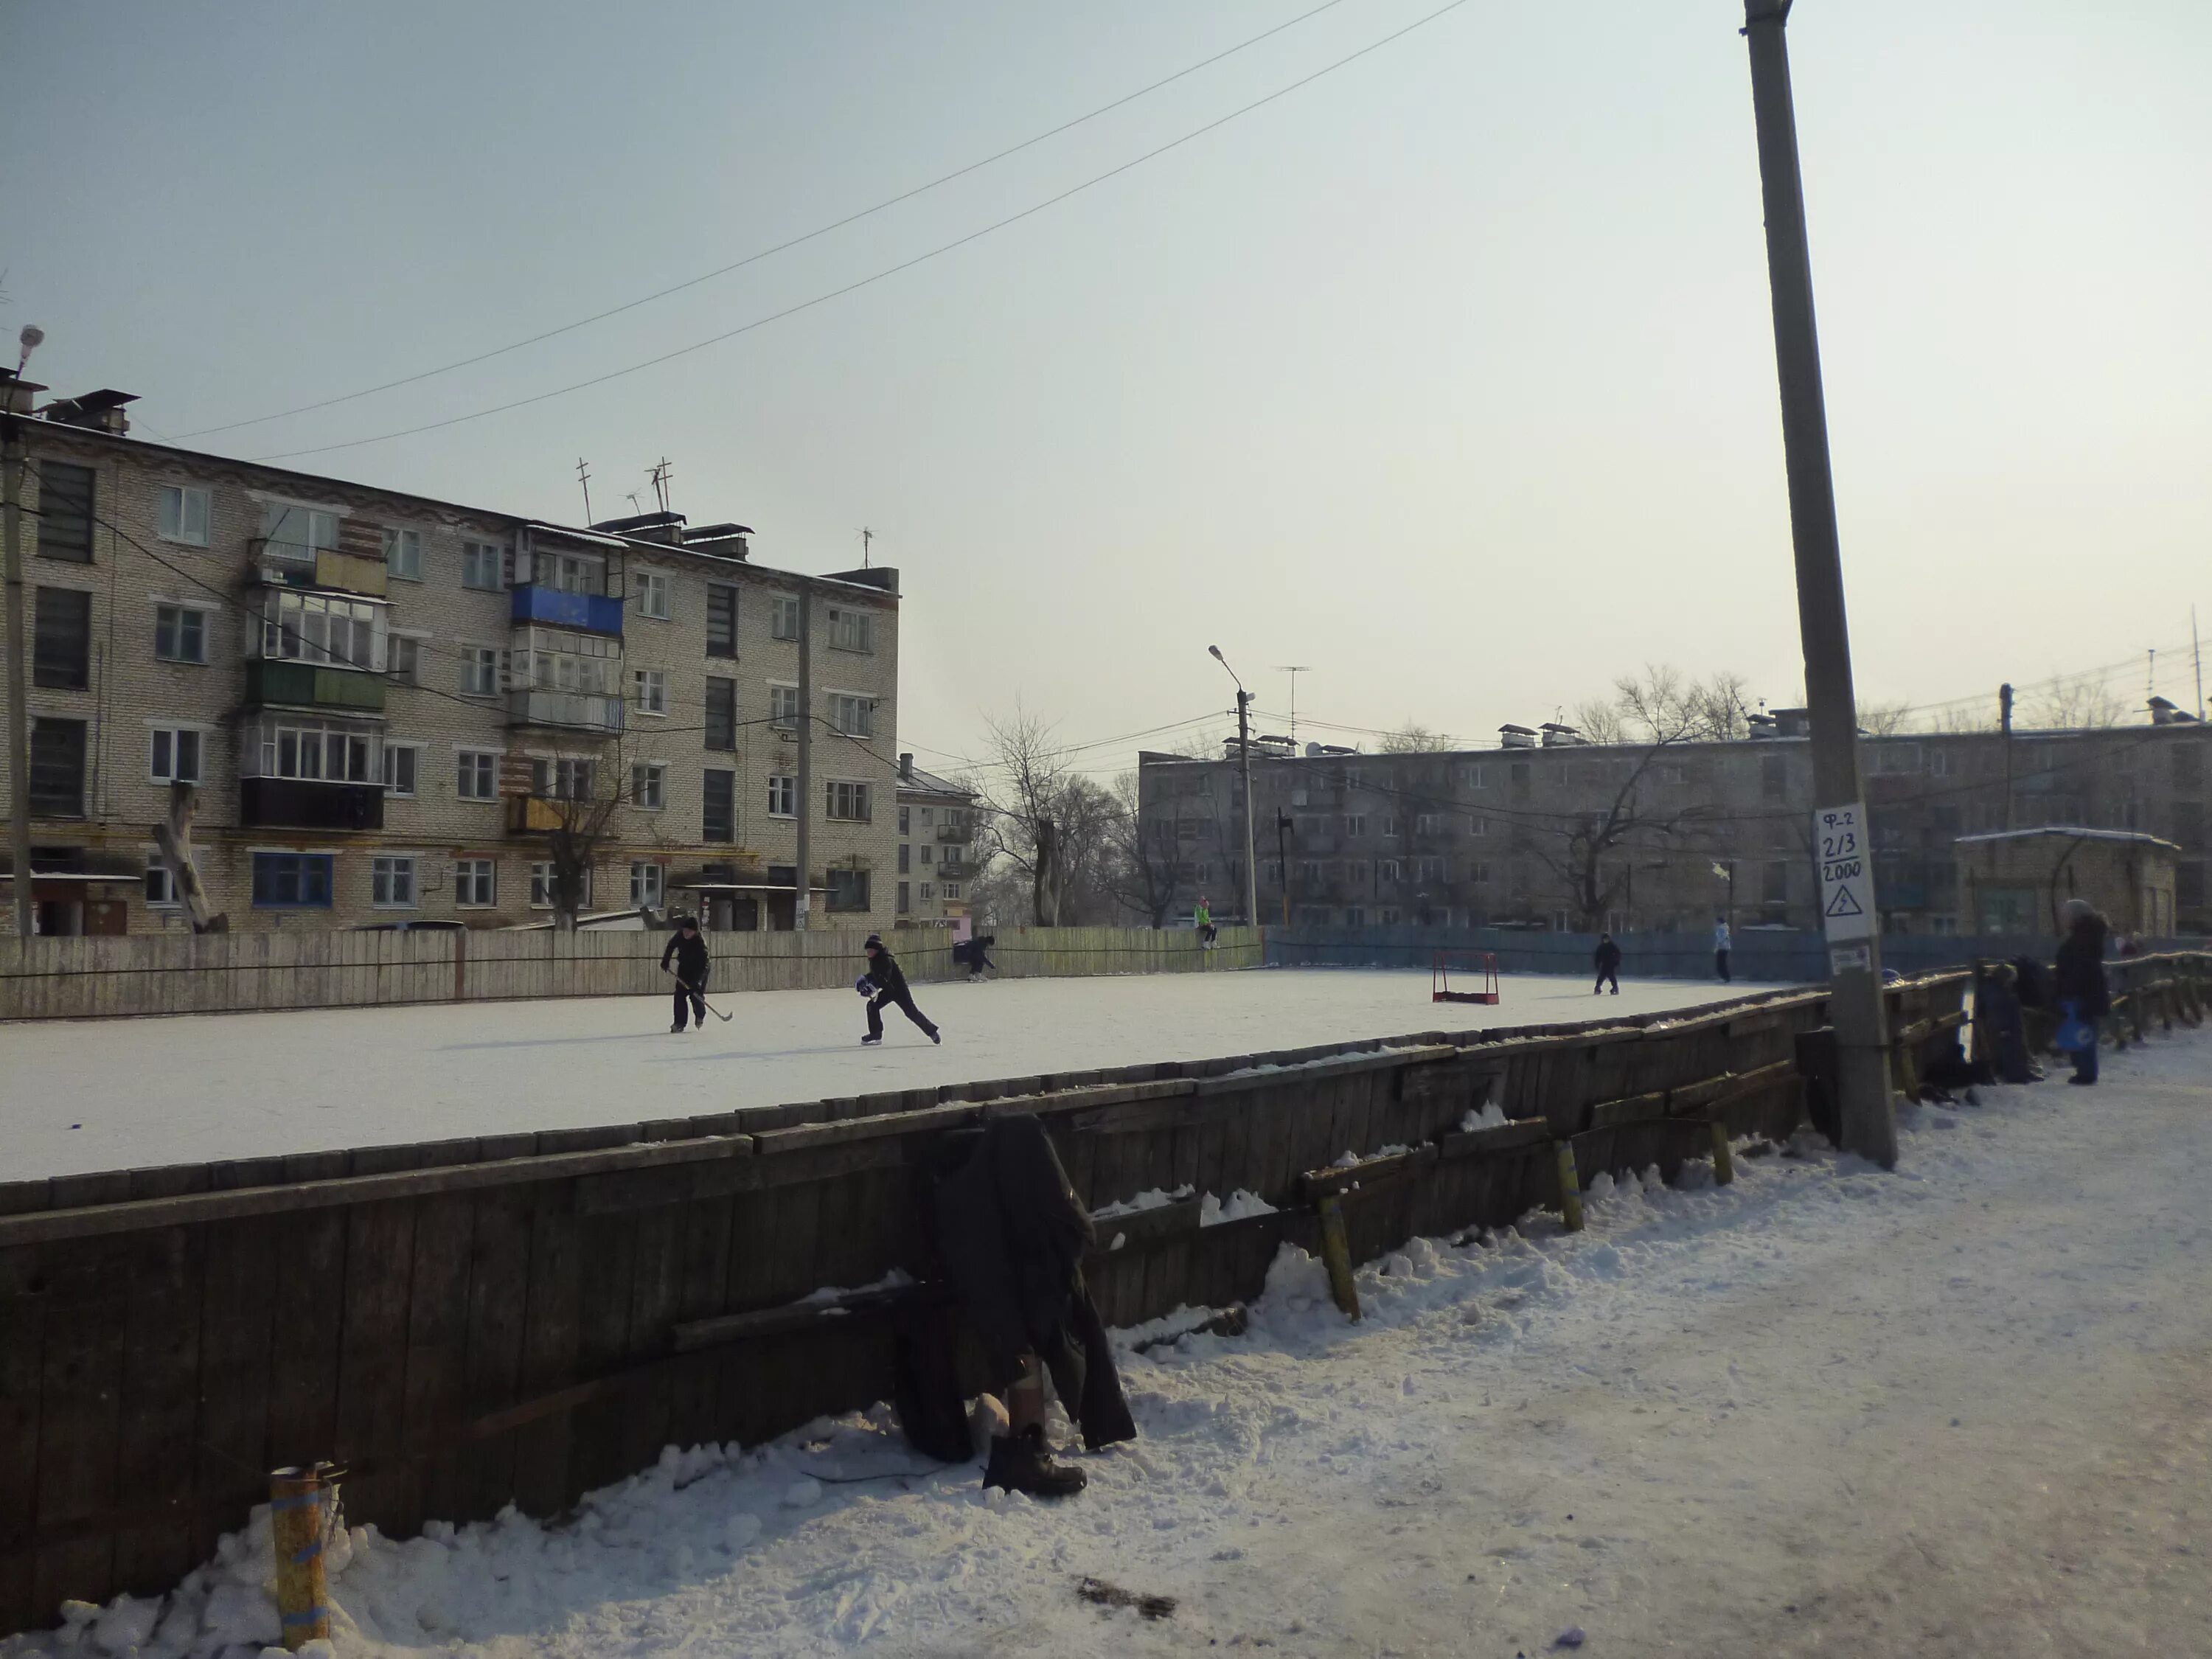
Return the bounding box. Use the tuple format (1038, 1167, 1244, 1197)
(1431, 950, 1500, 1005)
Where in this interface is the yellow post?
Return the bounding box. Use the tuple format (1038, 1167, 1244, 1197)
(1554, 1141, 1585, 1233)
(269, 1465, 332, 1650)
(1708, 1118, 1736, 1186)
(1315, 1195, 1361, 1322)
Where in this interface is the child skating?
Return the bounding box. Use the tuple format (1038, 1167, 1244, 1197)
(859, 933, 941, 1046)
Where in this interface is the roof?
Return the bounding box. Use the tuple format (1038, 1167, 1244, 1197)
(897, 762, 973, 800)
(1954, 827, 2183, 852)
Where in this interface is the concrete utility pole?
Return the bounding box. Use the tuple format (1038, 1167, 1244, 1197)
(1208, 646, 1261, 929)
(1742, 1, 1896, 1166)
(795, 588, 813, 931)
(4, 373, 33, 942)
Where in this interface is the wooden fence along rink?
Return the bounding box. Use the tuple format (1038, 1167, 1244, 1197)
(0, 925, 1265, 1021)
(0, 955, 2202, 1641)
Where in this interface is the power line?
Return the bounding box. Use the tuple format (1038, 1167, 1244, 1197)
(244, 0, 1476, 463)
(170, 0, 1360, 442)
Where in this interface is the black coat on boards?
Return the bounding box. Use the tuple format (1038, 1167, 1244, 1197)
(2053, 914, 2111, 1018)
(863, 945, 910, 998)
(661, 929, 709, 984)
(922, 1115, 1135, 1452)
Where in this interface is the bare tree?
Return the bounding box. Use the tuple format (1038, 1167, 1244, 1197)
(2025, 671, 2131, 731)
(1857, 698, 1916, 736)
(1105, 771, 1181, 927)
(973, 711, 1131, 925)
(1571, 700, 1624, 746)
(526, 740, 630, 931)
(1379, 721, 1454, 754)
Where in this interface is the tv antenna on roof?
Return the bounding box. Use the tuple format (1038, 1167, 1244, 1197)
(858, 526, 873, 568)
(1276, 666, 1313, 745)
(575, 457, 592, 524)
(648, 458, 674, 516)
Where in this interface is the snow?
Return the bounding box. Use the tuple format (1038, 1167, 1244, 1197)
(1089, 1186, 1194, 1221)
(13, 1021, 2211, 1658)
(0, 970, 1777, 1181)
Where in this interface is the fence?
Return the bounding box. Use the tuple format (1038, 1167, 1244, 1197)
(1267, 925, 2202, 983)
(0, 925, 1263, 1022)
(9, 956, 2197, 1637)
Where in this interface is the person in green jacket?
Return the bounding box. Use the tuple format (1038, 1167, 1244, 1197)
(1194, 895, 1217, 947)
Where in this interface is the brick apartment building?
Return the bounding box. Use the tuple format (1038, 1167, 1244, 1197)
(1138, 708, 2212, 939)
(892, 754, 978, 928)
(1, 375, 902, 933)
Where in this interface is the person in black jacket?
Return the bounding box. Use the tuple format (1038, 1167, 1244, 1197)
(861, 934, 940, 1046)
(1593, 931, 1623, 996)
(2053, 900, 2110, 1085)
(661, 917, 710, 1032)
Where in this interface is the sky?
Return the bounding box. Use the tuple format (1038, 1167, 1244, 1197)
(4, 0, 2209, 781)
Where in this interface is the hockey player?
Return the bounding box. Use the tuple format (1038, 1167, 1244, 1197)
(860, 933, 941, 1046)
(661, 916, 710, 1032)
(1593, 931, 1622, 995)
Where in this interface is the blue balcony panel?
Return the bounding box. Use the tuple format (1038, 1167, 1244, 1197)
(511, 585, 625, 636)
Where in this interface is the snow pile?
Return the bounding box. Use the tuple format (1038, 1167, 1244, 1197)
(1089, 1185, 1194, 1221)
(1198, 1189, 1277, 1226)
(1459, 1102, 1509, 1131)
(796, 1268, 914, 1307)
(11, 1027, 2208, 1657)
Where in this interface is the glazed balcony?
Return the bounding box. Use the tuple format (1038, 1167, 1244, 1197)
(248, 538, 389, 599)
(240, 777, 384, 832)
(245, 659, 388, 714)
(507, 688, 625, 733)
(511, 584, 625, 636)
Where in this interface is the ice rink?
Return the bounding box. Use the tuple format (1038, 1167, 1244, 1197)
(1, 968, 1781, 1180)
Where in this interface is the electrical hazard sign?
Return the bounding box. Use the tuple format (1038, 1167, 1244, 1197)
(1815, 802, 1877, 943)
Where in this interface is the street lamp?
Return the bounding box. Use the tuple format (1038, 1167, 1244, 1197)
(1208, 646, 1262, 931)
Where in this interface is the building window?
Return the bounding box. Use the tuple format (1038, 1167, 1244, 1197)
(942, 881, 961, 900)
(1378, 858, 1402, 883)
(703, 769, 736, 842)
(529, 863, 588, 908)
(1761, 754, 1789, 802)
(630, 861, 665, 908)
(149, 727, 204, 785)
(633, 667, 667, 716)
(919, 882, 934, 902)
(706, 584, 738, 657)
(383, 743, 419, 797)
(1467, 861, 1492, 883)
(386, 635, 421, 684)
(827, 868, 871, 912)
(258, 501, 339, 564)
(145, 854, 178, 907)
(28, 718, 86, 816)
(631, 762, 665, 810)
(37, 462, 95, 563)
(33, 587, 91, 689)
(704, 676, 737, 748)
(633, 570, 669, 619)
(462, 541, 506, 590)
(898, 804, 911, 835)
(462, 645, 504, 696)
(1415, 814, 1444, 835)
(897, 880, 911, 914)
(827, 780, 871, 821)
(252, 720, 376, 783)
(1762, 861, 1790, 904)
(768, 774, 796, 817)
(258, 589, 386, 670)
(372, 855, 417, 908)
(1380, 816, 1401, 840)
(828, 693, 875, 738)
(155, 603, 209, 664)
(539, 552, 604, 595)
(769, 684, 799, 728)
(919, 844, 932, 866)
(529, 757, 594, 800)
(158, 484, 211, 546)
(1468, 815, 1487, 837)
(455, 858, 497, 907)
(383, 527, 423, 580)
(771, 594, 801, 639)
(456, 749, 499, 801)
(827, 607, 874, 653)
(1345, 814, 1367, 838)
(897, 843, 911, 874)
(251, 852, 334, 908)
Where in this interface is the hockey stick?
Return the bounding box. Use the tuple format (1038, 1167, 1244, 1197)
(664, 964, 734, 1022)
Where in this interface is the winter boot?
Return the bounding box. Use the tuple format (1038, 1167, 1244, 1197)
(983, 1425, 1086, 1498)
(860, 1032, 883, 1046)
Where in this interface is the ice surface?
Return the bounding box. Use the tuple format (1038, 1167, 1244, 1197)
(0, 970, 1776, 1180)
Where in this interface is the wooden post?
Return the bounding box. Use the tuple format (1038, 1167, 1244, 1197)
(269, 1465, 332, 1649)
(1553, 1141, 1585, 1233)
(1315, 1195, 1361, 1322)
(453, 925, 467, 1004)
(1708, 1118, 1736, 1186)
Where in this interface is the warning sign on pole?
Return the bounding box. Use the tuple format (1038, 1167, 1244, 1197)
(1815, 802, 1877, 943)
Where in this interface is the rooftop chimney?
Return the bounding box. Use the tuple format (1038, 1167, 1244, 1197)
(41, 388, 136, 434)
(899, 752, 914, 781)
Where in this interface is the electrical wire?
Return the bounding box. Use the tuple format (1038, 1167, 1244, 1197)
(243, 0, 1477, 462)
(172, 0, 1358, 441)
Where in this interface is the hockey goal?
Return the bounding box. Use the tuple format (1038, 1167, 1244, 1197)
(1431, 950, 1500, 1005)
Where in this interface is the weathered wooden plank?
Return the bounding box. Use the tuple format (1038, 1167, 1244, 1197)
(0, 1245, 44, 1633)
(510, 1181, 582, 1518)
(332, 1200, 417, 1534)
(29, 1270, 126, 1619)
(189, 1217, 279, 1567)
(403, 1193, 477, 1533)
(452, 1184, 535, 1525)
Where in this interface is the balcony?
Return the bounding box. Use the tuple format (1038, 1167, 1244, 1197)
(240, 777, 384, 832)
(248, 539, 389, 599)
(507, 689, 625, 733)
(246, 659, 388, 714)
(511, 585, 625, 636)
(507, 796, 565, 835)
(935, 824, 970, 842)
(936, 858, 973, 880)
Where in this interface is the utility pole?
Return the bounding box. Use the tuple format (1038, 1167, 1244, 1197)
(1276, 666, 1312, 747)
(795, 588, 813, 931)
(2000, 683, 2014, 830)
(1742, 1, 1896, 1167)
(1275, 810, 1293, 926)
(2193, 607, 2205, 722)
(4, 327, 42, 942)
(1208, 646, 1261, 929)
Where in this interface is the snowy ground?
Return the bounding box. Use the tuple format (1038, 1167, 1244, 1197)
(1, 970, 1774, 1180)
(14, 1026, 2211, 1658)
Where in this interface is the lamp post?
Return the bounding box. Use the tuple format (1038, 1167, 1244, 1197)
(1208, 646, 1262, 931)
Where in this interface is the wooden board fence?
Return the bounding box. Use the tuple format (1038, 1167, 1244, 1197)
(0, 926, 1262, 1022)
(2, 959, 2202, 1638)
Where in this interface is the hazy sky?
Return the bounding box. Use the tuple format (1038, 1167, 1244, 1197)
(6, 1, 2208, 779)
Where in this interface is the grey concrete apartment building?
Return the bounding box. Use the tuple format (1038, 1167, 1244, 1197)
(892, 754, 979, 928)
(1138, 710, 2212, 939)
(1, 375, 901, 933)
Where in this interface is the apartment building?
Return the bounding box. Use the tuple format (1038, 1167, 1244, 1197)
(1137, 710, 2212, 938)
(891, 754, 978, 928)
(0, 374, 901, 933)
